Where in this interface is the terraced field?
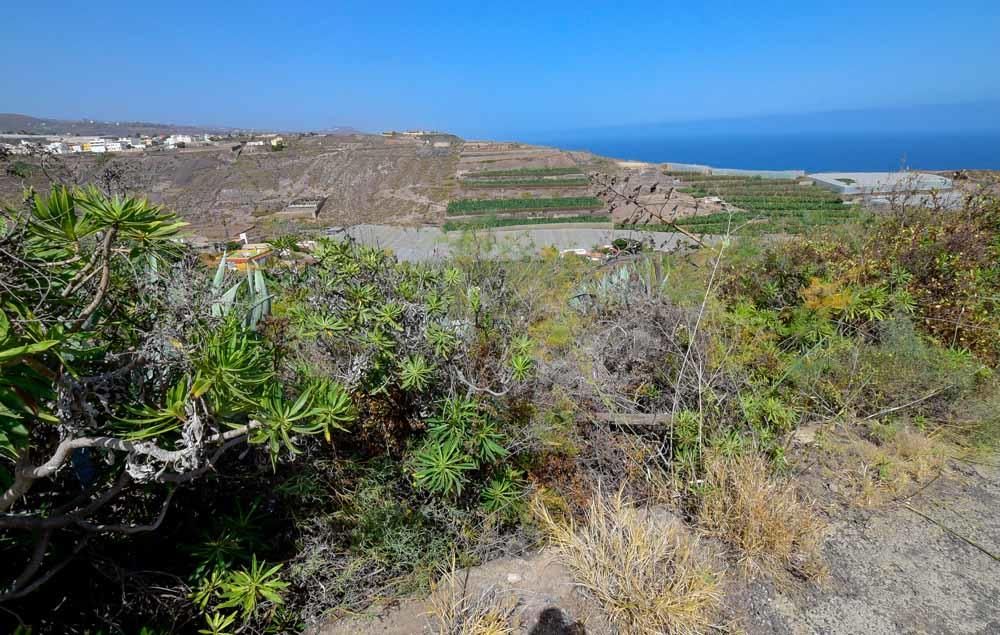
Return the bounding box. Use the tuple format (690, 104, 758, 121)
(635, 173, 867, 234)
(447, 150, 609, 230)
(443, 214, 608, 231)
(447, 196, 603, 216)
(463, 166, 584, 178)
(459, 177, 589, 188)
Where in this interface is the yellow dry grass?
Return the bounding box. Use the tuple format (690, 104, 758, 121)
(820, 425, 945, 507)
(428, 565, 516, 635)
(535, 490, 721, 634)
(698, 454, 826, 580)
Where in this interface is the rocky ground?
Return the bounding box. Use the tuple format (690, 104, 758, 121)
(1, 134, 461, 240)
(317, 456, 999, 634)
(729, 457, 1000, 635)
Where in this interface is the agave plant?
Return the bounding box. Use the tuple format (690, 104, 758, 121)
(307, 377, 357, 442)
(411, 437, 476, 496)
(425, 291, 448, 317)
(193, 321, 274, 416)
(373, 301, 404, 331)
(481, 468, 526, 515)
(469, 418, 508, 464)
(425, 323, 457, 358)
(399, 354, 435, 392)
(121, 376, 192, 439)
(509, 354, 534, 382)
(199, 612, 237, 635)
(249, 387, 318, 464)
(216, 555, 288, 618)
(209, 256, 273, 330)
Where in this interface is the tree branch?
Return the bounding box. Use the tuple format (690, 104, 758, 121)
(455, 369, 511, 397)
(0, 422, 260, 514)
(68, 226, 117, 330)
(0, 536, 90, 603)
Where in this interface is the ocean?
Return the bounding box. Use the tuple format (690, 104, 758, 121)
(524, 131, 1000, 173)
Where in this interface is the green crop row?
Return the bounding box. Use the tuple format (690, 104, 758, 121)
(460, 178, 590, 189)
(446, 196, 604, 215)
(443, 215, 609, 231)
(664, 173, 800, 185)
(681, 188, 840, 201)
(463, 167, 585, 178)
(616, 206, 868, 235)
(725, 199, 852, 212)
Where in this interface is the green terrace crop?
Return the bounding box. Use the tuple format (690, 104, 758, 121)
(664, 173, 799, 183)
(460, 177, 590, 188)
(653, 174, 863, 234)
(444, 214, 610, 231)
(463, 166, 585, 178)
(619, 207, 867, 235)
(446, 196, 604, 216)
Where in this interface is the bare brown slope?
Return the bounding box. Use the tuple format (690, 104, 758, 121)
(0, 134, 458, 240)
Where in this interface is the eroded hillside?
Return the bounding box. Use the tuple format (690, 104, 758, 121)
(1, 134, 461, 240)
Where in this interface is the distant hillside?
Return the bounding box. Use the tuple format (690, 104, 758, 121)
(0, 113, 366, 137)
(0, 133, 457, 239)
(0, 113, 243, 137)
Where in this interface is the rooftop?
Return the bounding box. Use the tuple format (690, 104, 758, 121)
(809, 171, 952, 195)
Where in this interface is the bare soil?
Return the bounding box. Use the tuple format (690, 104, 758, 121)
(0, 134, 459, 240)
(317, 455, 1000, 634)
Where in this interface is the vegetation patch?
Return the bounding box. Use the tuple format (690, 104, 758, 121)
(444, 215, 609, 231)
(657, 174, 863, 234)
(464, 167, 584, 178)
(698, 454, 826, 579)
(536, 491, 721, 634)
(447, 196, 603, 216)
(459, 177, 589, 189)
(1, 167, 998, 633)
(429, 565, 517, 635)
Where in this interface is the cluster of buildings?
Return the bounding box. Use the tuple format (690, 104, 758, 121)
(242, 136, 284, 152)
(49, 133, 208, 154)
(1, 133, 217, 156)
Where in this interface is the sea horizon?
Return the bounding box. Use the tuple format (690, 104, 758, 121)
(522, 129, 1000, 173)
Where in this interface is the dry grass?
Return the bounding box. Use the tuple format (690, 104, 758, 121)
(698, 454, 826, 580)
(428, 564, 516, 635)
(817, 426, 951, 508)
(838, 426, 945, 507)
(536, 490, 721, 634)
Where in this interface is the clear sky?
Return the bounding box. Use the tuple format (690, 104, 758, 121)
(3, 0, 999, 138)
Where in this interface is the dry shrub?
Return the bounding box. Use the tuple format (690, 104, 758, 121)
(836, 426, 944, 507)
(536, 490, 721, 634)
(429, 565, 516, 635)
(699, 454, 826, 580)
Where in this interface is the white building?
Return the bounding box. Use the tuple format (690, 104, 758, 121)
(69, 144, 83, 153)
(245, 140, 264, 147)
(105, 141, 123, 152)
(45, 142, 68, 154)
(165, 134, 193, 146)
(89, 143, 107, 153)
(809, 172, 953, 195)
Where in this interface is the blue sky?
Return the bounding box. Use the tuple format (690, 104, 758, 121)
(2, 0, 999, 137)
